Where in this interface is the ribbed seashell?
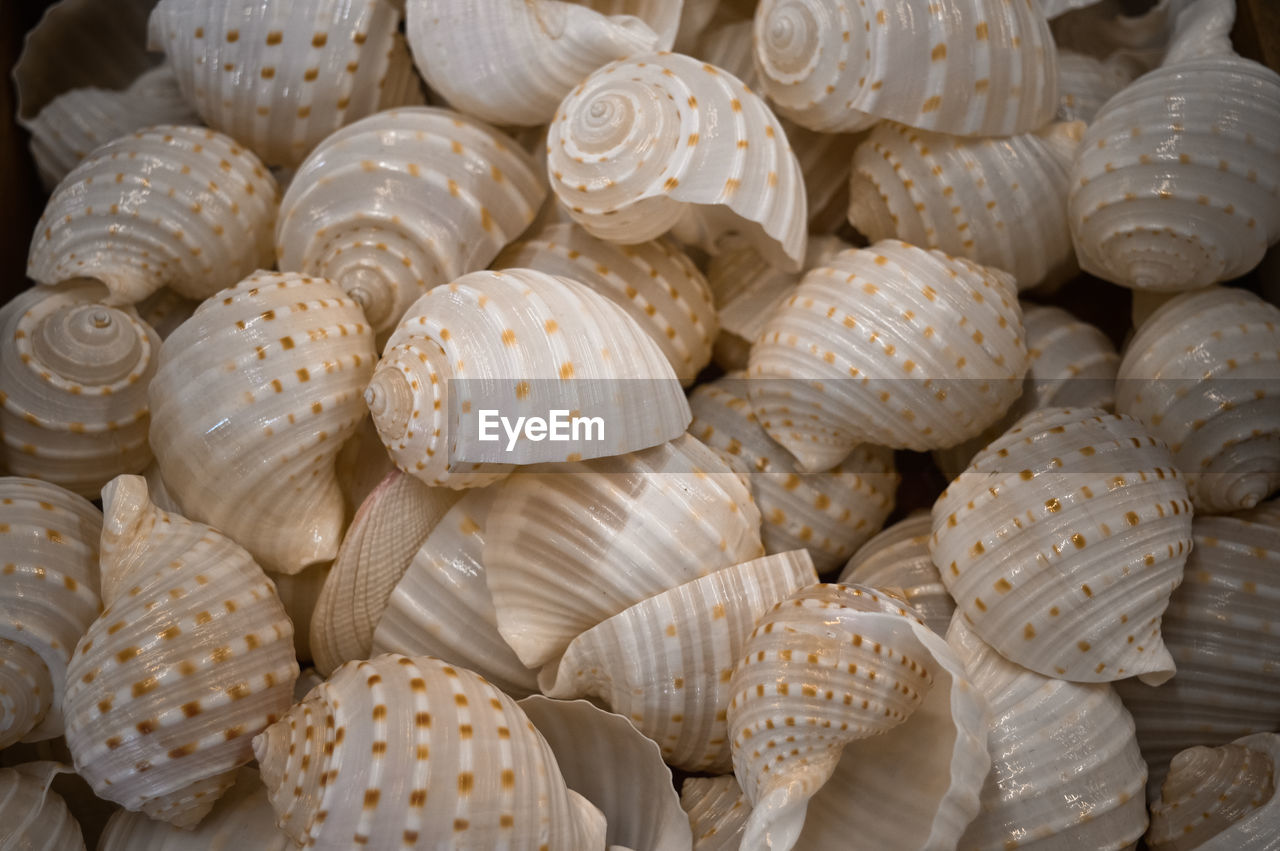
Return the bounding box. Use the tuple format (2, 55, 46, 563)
(682, 775, 752, 851)
(546, 52, 807, 272)
(948, 617, 1149, 851)
(1117, 287, 1280, 515)
(275, 107, 546, 336)
(541, 550, 818, 772)
(0, 281, 160, 497)
(1055, 49, 1140, 123)
(268, 565, 327, 665)
(838, 513, 954, 635)
(148, 0, 425, 168)
(372, 487, 540, 697)
(0, 762, 85, 850)
(931, 406, 1191, 684)
(752, 0, 1058, 136)
(847, 121, 1084, 290)
(1147, 735, 1280, 851)
(0, 479, 102, 749)
(786, 120, 867, 235)
(253, 653, 606, 849)
(689, 374, 898, 573)
(494, 222, 717, 385)
(63, 475, 298, 828)
(485, 433, 763, 669)
(28, 126, 278, 306)
(519, 696, 693, 850)
(747, 240, 1028, 468)
(726, 583, 989, 851)
(148, 271, 377, 575)
(309, 471, 461, 675)
(1049, 0, 1181, 67)
(1067, 0, 1280, 292)
(134, 288, 201, 342)
(367, 268, 690, 489)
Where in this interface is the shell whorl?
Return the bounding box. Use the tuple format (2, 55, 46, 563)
(839, 513, 955, 635)
(0, 762, 85, 850)
(1148, 739, 1278, 851)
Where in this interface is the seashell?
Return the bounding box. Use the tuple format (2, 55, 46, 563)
(275, 106, 546, 336)
(148, 0, 425, 168)
(253, 653, 606, 849)
(689, 374, 898, 573)
(0, 281, 161, 498)
(373, 486, 540, 697)
(485, 433, 763, 669)
(747, 239, 1028, 469)
(1067, 0, 1280, 292)
(931, 406, 1191, 684)
(63, 475, 298, 828)
(333, 415, 399, 522)
(847, 120, 1084, 291)
(269, 564, 328, 665)
(838, 513, 955, 635)
(948, 617, 1149, 850)
(1116, 287, 1280, 515)
(148, 271, 377, 575)
(786, 120, 866, 235)
(1039, 0, 1108, 19)
(1055, 49, 1140, 123)
(752, 0, 1058, 136)
(493, 222, 718, 386)
(309, 471, 461, 675)
(546, 52, 807, 272)
(540, 550, 819, 772)
(0, 762, 86, 850)
(519, 696, 693, 850)
(366, 268, 691, 489)
(1049, 0, 1180, 65)
(682, 775, 752, 851)
(134, 288, 201, 342)
(28, 126, 278, 307)
(0, 478, 102, 748)
(693, 18, 758, 88)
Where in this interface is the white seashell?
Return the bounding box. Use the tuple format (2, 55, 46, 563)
(540, 550, 819, 772)
(148, 271, 377, 575)
(253, 654, 606, 849)
(1055, 49, 1140, 123)
(0, 762, 85, 850)
(847, 121, 1085, 290)
(275, 106, 546, 336)
(366, 268, 691, 489)
(752, 0, 1058, 135)
(63, 475, 298, 828)
(268, 564, 328, 665)
(28, 126, 279, 306)
(839, 513, 955, 635)
(587, 0, 686, 49)
(689, 374, 898, 573)
(1116, 287, 1280, 515)
(547, 52, 807, 272)
(682, 775, 752, 851)
(133, 288, 201, 342)
(0, 479, 102, 748)
(148, 0, 425, 168)
(333, 415, 399, 522)
(0, 281, 160, 498)
(931, 406, 1191, 684)
(747, 239, 1028, 468)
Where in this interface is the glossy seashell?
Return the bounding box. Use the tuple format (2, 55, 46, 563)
(148, 271, 377, 575)
(0, 762, 85, 850)
(547, 52, 807, 272)
(275, 106, 546, 336)
(1055, 49, 1140, 123)
(752, 0, 1058, 135)
(540, 550, 818, 772)
(1116, 287, 1280, 515)
(0, 281, 160, 498)
(838, 513, 955, 635)
(931, 406, 1191, 684)
(682, 775, 752, 851)
(134, 288, 201, 342)
(253, 653, 606, 849)
(747, 239, 1028, 468)
(268, 564, 327, 665)
(28, 126, 278, 306)
(63, 475, 298, 828)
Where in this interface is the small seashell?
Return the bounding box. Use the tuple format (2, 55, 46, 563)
(838, 513, 955, 635)
(1055, 49, 1141, 123)
(682, 775, 752, 851)
(0, 762, 86, 850)
(133, 288, 201, 342)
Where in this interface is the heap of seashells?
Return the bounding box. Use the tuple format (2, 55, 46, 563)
(2, 0, 1279, 847)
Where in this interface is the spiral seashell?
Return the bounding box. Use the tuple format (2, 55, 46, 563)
(485, 433, 763, 669)
(366, 268, 691, 489)
(682, 775, 752, 851)
(752, 0, 1058, 136)
(0, 281, 160, 498)
(494, 222, 717, 385)
(28, 126, 278, 306)
(148, 271, 377, 575)
(847, 121, 1084, 290)
(134, 288, 201, 342)
(689, 374, 898, 572)
(547, 52, 807, 272)
(1117, 287, 1280, 515)
(0, 762, 85, 850)
(148, 0, 425, 168)
(268, 565, 327, 665)
(275, 107, 546, 336)
(1055, 49, 1140, 123)
(253, 654, 607, 849)
(931, 406, 1191, 684)
(839, 513, 954, 635)
(747, 239, 1028, 469)
(63, 475, 298, 828)
(541, 550, 818, 772)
